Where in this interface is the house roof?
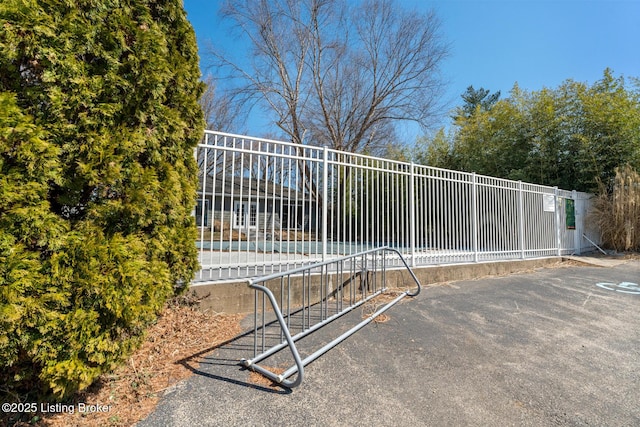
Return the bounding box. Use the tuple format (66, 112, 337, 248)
(198, 175, 312, 201)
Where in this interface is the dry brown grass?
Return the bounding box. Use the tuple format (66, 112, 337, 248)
(12, 298, 244, 427)
(593, 164, 640, 252)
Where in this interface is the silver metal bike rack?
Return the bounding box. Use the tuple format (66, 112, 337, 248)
(241, 246, 421, 388)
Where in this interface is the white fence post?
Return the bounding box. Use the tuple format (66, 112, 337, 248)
(410, 162, 416, 267)
(554, 186, 561, 257)
(518, 181, 525, 259)
(322, 146, 329, 262)
(472, 172, 479, 263)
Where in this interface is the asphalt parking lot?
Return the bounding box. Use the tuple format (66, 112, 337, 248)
(139, 259, 640, 426)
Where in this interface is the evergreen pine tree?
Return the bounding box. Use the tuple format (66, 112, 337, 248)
(0, 0, 203, 398)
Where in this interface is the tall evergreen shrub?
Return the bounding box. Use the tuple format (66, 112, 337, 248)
(0, 0, 204, 398)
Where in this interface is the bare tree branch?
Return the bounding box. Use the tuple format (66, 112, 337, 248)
(213, 0, 448, 153)
(208, 0, 449, 230)
(199, 74, 243, 131)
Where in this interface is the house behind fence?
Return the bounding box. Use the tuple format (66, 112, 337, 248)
(195, 130, 600, 282)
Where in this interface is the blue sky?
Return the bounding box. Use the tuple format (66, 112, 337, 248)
(183, 0, 640, 141)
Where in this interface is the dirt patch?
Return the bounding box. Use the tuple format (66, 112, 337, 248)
(10, 300, 244, 427)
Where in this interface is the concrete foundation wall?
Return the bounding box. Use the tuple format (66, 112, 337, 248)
(189, 257, 564, 314)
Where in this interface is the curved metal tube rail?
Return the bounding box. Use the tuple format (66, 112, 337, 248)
(241, 246, 421, 388)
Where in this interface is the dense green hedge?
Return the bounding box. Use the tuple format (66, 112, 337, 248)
(0, 0, 203, 399)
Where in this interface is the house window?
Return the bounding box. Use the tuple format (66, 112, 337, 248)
(249, 203, 257, 227)
(233, 201, 257, 229)
(195, 199, 210, 227)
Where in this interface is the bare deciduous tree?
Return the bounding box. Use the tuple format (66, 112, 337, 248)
(210, 0, 449, 239)
(200, 74, 242, 131)
(198, 74, 245, 178)
(308, 0, 448, 153)
(214, 0, 449, 153)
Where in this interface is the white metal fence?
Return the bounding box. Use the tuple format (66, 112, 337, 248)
(195, 130, 600, 282)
